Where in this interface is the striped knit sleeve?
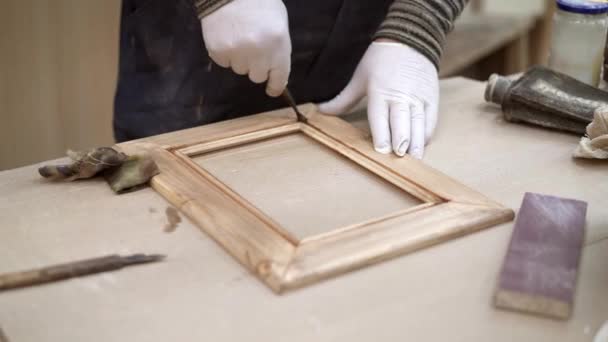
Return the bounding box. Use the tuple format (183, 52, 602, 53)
(374, 0, 469, 69)
(194, 0, 233, 19)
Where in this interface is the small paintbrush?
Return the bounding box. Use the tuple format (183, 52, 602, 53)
(0, 254, 165, 291)
(282, 88, 308, 123)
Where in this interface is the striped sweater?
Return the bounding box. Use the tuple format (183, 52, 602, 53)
(194, 0, 468, 69)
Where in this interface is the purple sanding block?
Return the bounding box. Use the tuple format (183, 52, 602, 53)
(494, 192, 587, 319)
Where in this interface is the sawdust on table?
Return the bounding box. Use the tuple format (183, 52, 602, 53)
(164, 206, 181, 233)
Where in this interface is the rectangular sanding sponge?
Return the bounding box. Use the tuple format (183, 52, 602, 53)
(494, 192, 587, 319)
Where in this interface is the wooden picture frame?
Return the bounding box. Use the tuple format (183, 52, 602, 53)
(118, 104, 514, 293)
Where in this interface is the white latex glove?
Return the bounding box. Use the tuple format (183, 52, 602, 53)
(319, 41, 439, 159)
(200, 0, 291, 97)
(596, 321, 608, 342)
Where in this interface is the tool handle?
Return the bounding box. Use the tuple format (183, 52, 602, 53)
(0, 255, 124, 291)
(282, 88, 307, 123)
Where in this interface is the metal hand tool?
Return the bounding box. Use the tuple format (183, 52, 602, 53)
(282, 88, 308, 123)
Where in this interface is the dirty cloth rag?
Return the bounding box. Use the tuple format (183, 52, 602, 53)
(574, 107, 608, 159)
(38, 147, 159, 193)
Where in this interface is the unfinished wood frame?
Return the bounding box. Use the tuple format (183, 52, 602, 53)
(118, 104, 514, 293)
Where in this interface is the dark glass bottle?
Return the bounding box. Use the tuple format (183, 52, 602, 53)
(485, 66, 608, 135)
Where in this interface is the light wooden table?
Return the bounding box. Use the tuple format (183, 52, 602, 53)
(0, 78, 606, 342)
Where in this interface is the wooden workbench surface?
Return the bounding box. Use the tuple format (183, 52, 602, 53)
(1, 78, 606, 341)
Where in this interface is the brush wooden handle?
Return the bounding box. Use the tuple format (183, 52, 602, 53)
(0, 255, 125, 291)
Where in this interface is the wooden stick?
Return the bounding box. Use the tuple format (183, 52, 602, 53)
(0, 254, 165, 291)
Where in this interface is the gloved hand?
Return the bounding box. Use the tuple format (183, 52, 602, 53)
(319, 41, 439, 159)
(200, 0, 291, 97)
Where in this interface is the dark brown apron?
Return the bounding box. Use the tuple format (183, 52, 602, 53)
(113, 0, 392, 142)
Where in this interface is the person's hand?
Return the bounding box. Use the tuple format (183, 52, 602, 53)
(319, 41, 439, 159)
(200, 0, 291, 97)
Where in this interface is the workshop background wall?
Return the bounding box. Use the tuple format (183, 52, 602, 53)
(0, 1, 121, 170)
(0, 0, 546, 170)
(462, 0, 546, 17)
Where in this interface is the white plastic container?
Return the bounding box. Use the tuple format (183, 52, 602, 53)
(548, 0, 608, 87)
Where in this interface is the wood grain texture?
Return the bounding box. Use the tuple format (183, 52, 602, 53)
(299, 124, 440, 203)
(284, 202, 513, 290)
(304, 109, 506, 208)
(120, 105, 305, 152)
(191, 133, 422, 240)
(118, 104, 514, 293)
(179, 123, 303, 156)
(122, 143, 296, 292)
(176, 150, 300, 245)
